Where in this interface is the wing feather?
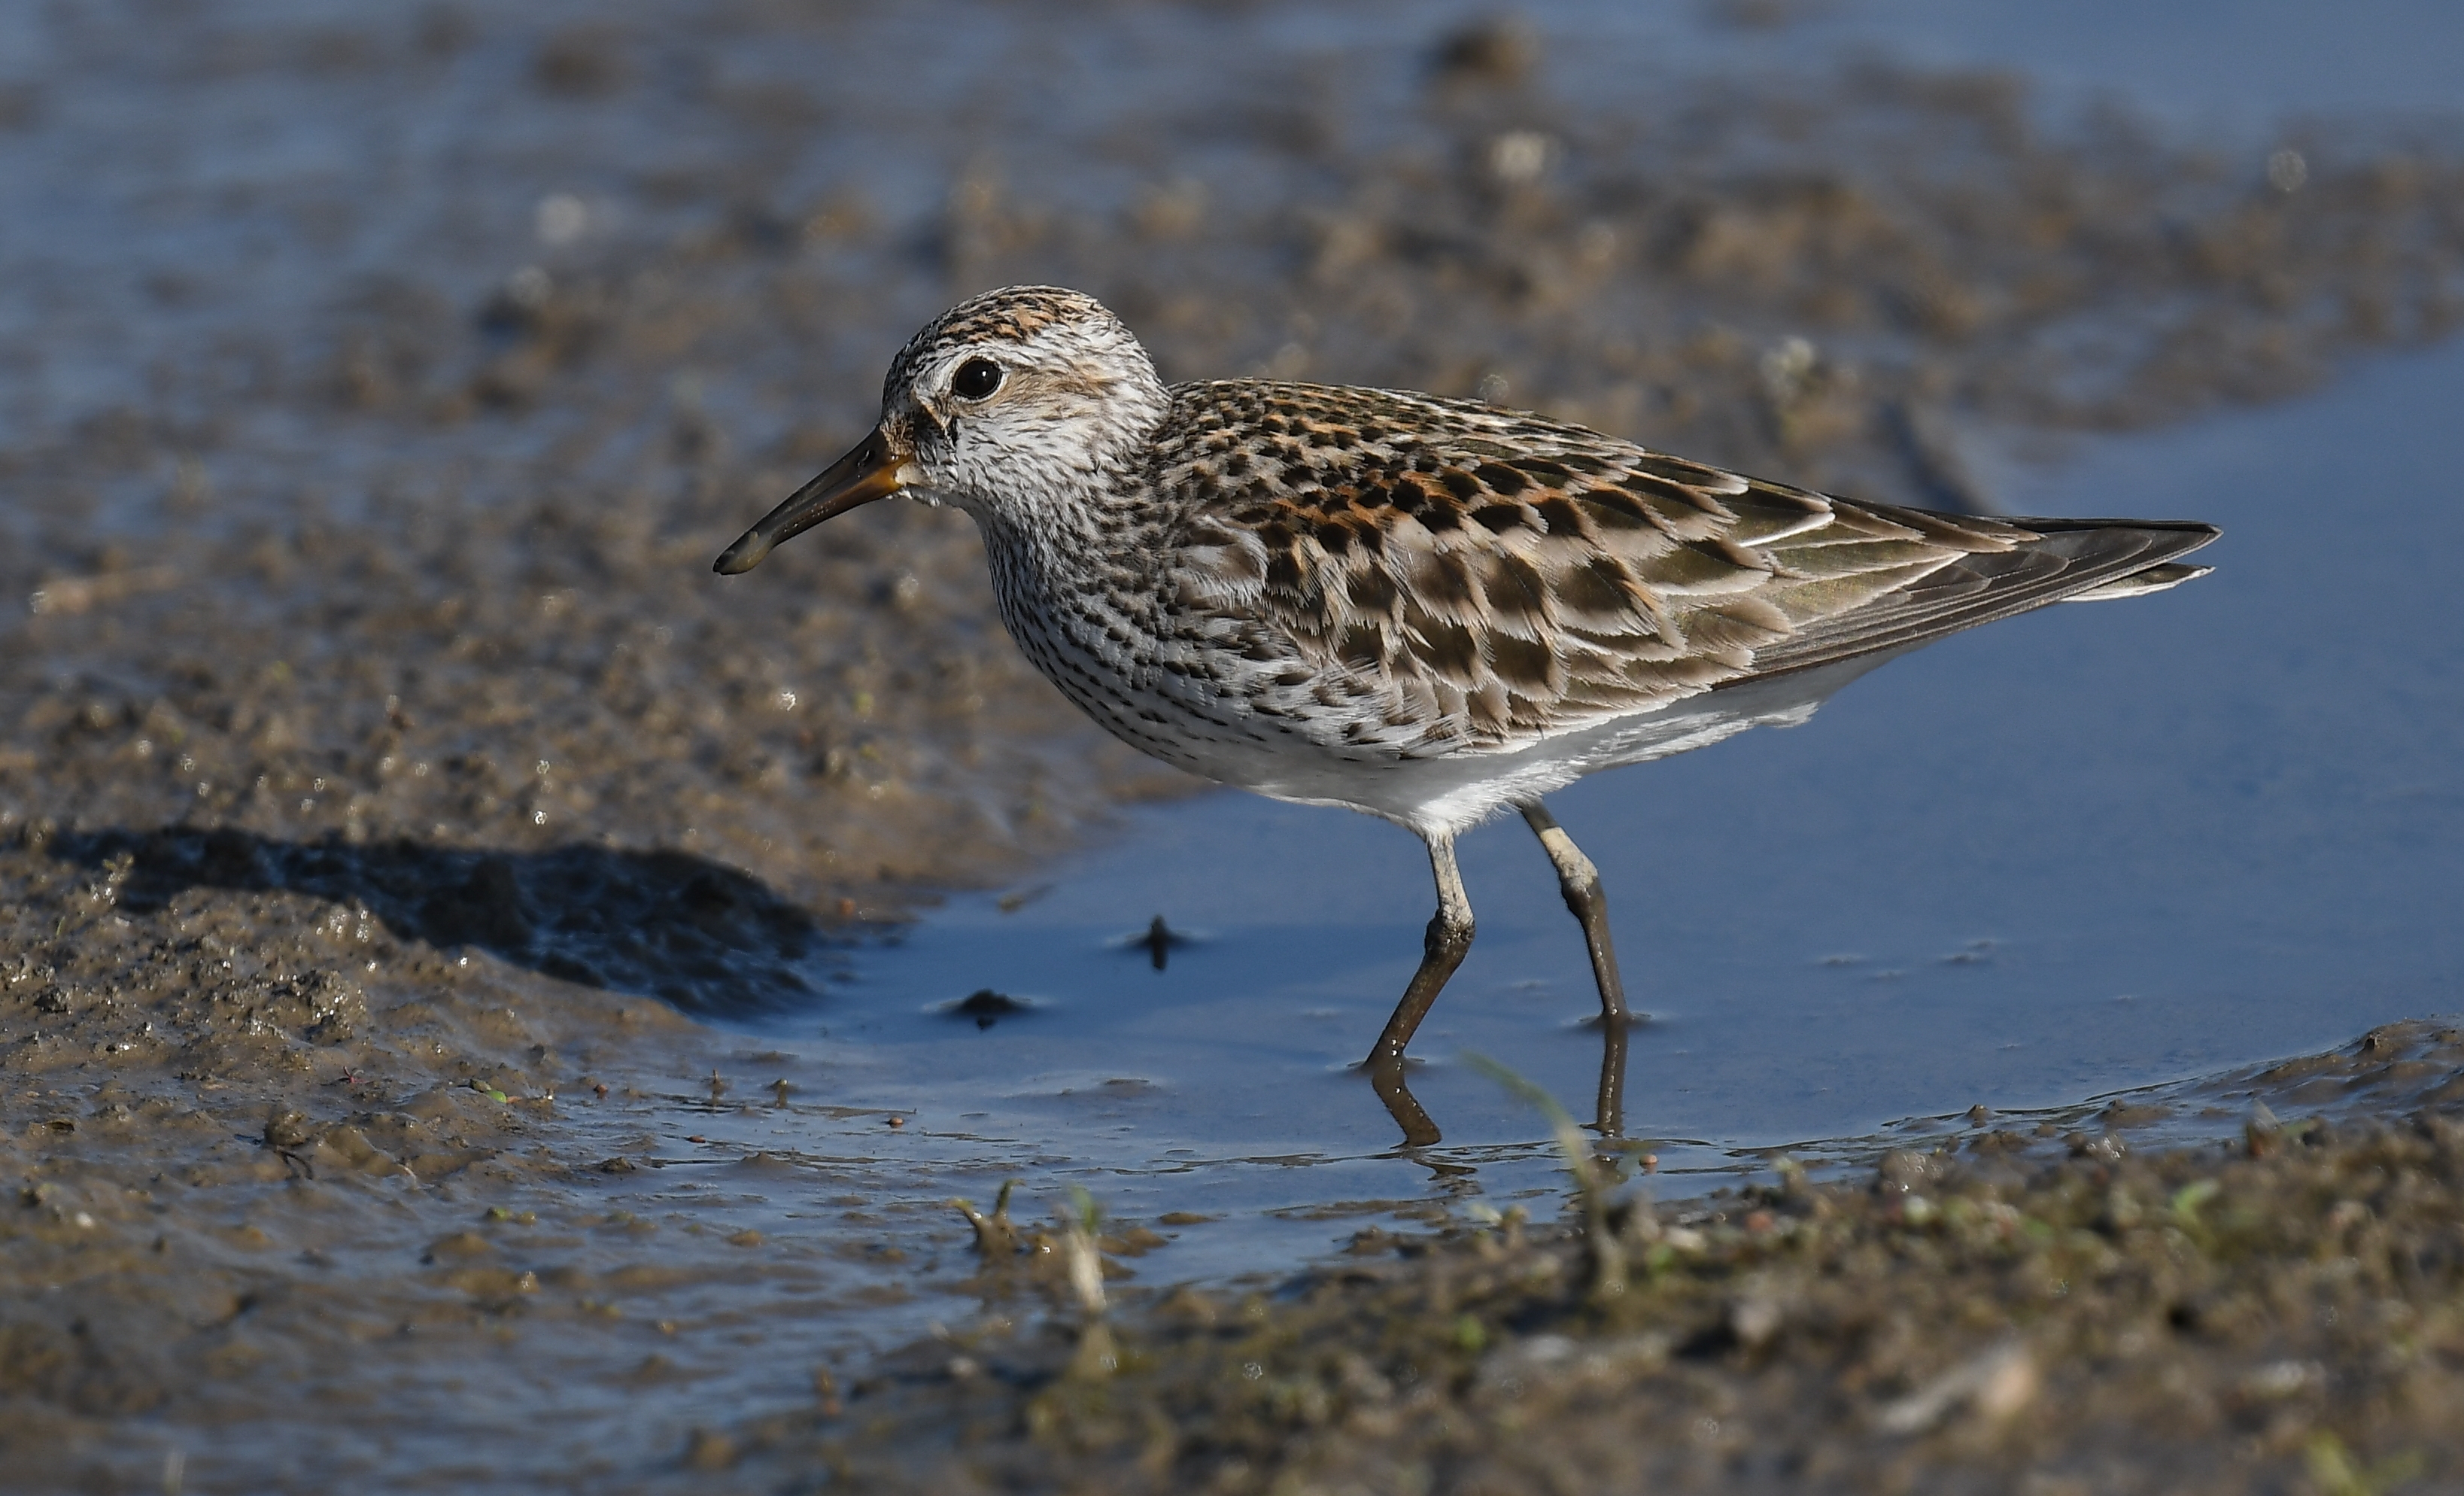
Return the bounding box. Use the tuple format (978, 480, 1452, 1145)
(1151, 382, 2218, 754)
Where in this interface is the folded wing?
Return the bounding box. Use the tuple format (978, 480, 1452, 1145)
(1156, 382, 2218, 755)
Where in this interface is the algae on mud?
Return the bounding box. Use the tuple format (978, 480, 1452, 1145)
(5, 2, 2464, 1491)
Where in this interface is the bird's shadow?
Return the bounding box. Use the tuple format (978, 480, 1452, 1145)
(52, 826, 840, 1022)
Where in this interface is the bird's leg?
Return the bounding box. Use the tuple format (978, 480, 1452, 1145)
(1518, 801, 1629, 1029)
(1365, 834, 1475, 1070)
(1520, 801, 1630, 1137)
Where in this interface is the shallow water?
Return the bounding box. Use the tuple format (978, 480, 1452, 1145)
(1545, 0, 2464, 130)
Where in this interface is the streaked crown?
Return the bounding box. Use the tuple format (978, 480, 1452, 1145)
(877, 286, 1171, 522)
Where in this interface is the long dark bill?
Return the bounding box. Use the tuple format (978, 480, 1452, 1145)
(712, 426, 907, 574)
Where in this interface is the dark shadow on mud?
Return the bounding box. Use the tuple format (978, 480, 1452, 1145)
(55, 827, 841, 1021)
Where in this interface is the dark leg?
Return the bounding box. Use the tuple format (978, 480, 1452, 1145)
(1518, 801, 1628, 1028)
(1365, 834, 1475, 1069)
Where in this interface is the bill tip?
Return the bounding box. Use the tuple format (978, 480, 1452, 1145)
(712, 534, 770, 575)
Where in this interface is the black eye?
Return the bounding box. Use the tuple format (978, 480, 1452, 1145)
(951, 357, 1004, 400)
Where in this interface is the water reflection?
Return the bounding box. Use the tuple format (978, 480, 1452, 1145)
(1372, 1016, 1630, 1148)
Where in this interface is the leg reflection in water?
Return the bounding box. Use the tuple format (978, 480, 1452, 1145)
(1369, 1014, 1632, 1148)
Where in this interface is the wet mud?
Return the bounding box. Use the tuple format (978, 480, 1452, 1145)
(5, 2, 2464, 1490)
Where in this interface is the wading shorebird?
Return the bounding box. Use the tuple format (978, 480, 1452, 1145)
(716, 286, 2217, 1139)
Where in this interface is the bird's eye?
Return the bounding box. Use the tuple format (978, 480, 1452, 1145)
(951, 357, 1004, 400)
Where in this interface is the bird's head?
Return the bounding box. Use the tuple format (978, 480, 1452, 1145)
(713, 285, 1167, 574)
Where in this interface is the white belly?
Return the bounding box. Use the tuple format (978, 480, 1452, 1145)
(1183, 649, 1913, 838)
